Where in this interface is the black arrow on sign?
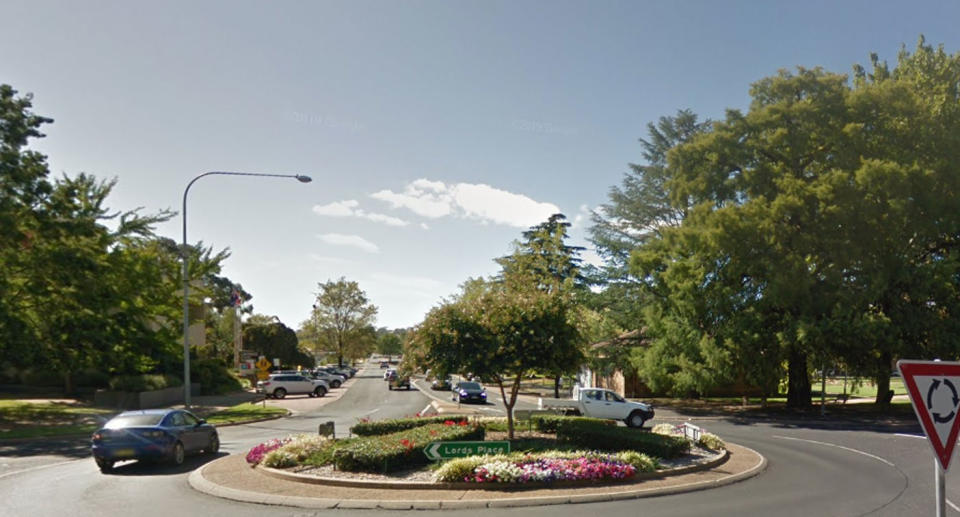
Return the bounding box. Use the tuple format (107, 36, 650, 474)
(927, 378, 960, 423)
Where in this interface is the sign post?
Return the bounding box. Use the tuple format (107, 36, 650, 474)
(897, 360, 960, 517)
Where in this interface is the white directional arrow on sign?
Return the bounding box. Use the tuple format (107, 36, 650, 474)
(424, 442, 443, 461)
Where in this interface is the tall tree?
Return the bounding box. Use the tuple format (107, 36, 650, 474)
(308, 277, 378, 367)
(410, 280, 581, 439)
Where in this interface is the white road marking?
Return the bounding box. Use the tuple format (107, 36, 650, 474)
(773, 435, 896, 467)
(894, 433, 925, 439)
(950, 499, 960, 513)
(0, 459, 79, 480)
(361, 408, 380, 417)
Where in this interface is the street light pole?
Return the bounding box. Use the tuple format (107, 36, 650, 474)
(181, 171, 312, 408)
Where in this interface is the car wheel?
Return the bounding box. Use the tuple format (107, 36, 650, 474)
(273, 388, 287, 399)
(95, 457, 114, 473)
(314, 386, 326, 397)
(207, 433, 220, 455)
(170, 441, 185, 466)
(332, 380, 341, 388)
(627, 411, 646, 428)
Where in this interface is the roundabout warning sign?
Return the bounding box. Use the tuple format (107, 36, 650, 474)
(898, 360, 960, 471)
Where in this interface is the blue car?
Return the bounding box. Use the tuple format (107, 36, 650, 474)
(91, 409, 219, 473)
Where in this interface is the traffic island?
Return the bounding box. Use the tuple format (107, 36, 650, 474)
(189, 442, 766, 509)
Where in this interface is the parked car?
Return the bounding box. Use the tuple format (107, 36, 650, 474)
(91, 409, 219, 473)
(307, 370, 343, 388)
(452, 381, 487, 404)
(379, 361, 390, 369)
(388, 373, 411, 390)
(316, 366, 350, 381)
(431, 376, 452, 391)
(384, 368, 396, 381)
(256, 374, 329, 399)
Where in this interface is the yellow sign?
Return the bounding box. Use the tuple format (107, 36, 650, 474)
(256, 370, 271, 381)
(256, 357, 272, 371)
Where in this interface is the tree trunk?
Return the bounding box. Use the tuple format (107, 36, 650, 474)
(786, 347, 811, 409)
(554, 375, 561, 398)
(63, 371, 75, 396)
(875, 351, 893, 405)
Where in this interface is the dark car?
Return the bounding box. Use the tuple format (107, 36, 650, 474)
(91, 409, 219, 473)
(452, 381, 487, 404)
(431, 376, 452, 391)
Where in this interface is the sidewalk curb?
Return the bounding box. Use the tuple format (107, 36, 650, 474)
(189, 442, 766, 510)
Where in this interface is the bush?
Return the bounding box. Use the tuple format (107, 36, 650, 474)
(697, 432, 726, 451)
(191, 358, 243, 395)
(533, 415, 614, 434)
(20, 369, 63, 387)
(556, 421, 690, 458)
(433, 456, 497, 482)
(615, 450, 660, 472)
(262, 450, 298, 468)
(350, 415, 470, 436)
(334, 421, 484, 473)
(246, 437, 292, 465)
(74, 369, 110, 388)
(652, 423, 680, 436)
(108, 374, 182, 392)
(434, 450, 640, 483)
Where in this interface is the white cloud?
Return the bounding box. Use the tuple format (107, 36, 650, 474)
(371, 178, 559, 228)
(317, 233, 380, 253)
(313, 200, 359, 217)
(313, 200, 409, 227)
(420, 222, 430, 230)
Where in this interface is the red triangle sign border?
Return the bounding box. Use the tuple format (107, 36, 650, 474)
(898, 360, 960, 472)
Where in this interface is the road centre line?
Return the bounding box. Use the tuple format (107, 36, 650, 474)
(773, 435, 896, 467)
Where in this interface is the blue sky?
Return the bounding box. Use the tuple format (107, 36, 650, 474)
(3, 1, 959, 329)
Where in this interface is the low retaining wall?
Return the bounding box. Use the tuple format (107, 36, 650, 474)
(94, 383, 201, 410)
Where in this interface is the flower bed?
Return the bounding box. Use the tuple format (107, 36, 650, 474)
(433, 450, 657, 484)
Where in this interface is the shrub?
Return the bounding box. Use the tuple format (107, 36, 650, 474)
(697, 432, 726, 451)
(108, 374, 182, 392)
(334, 421, 484, 473)
(350, 415, 470, 436)
(652, 423, 680, 436)
(433, 455, 504, 482)
(20, 369, 63, 387)
(262, 450, 298, 468)
(556, 422, 690, 458)
(435, 452, 639, 483)
(191, 358, 243, 395)
(74, 369, 110, 388)
(615, 450, 660, 472)
(532, 415, 614, 434)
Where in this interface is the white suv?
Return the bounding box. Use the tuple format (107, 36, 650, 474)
(256, 374, 329, 399)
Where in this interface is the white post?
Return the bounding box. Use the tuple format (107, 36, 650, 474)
(936, 460, 946, 517)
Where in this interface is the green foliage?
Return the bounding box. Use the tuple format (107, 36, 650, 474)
(262, 450, 298, 468)
(555, 420, 690, 458)
(615, 450, 660, 472)
(433, 456, 493, 482)
(108, 374, 182, 392)
(306, 277, 378, 366)
(332, 422, 484, 473)
(697, 432, 726, 451)
(349, 416, 470, 436)
(531, 415, 614, 434)
(190, 358, 243, 395)
(243, 319, 314, 370)
(74, 369, 111, 388)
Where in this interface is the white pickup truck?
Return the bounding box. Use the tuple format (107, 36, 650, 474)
(537, 387, 655, 428)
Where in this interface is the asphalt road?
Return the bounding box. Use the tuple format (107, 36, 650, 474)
(1, 361, 959, 516)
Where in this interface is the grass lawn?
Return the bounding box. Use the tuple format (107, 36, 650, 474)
(203, 403, 287, 425)
(0, 399, 287, 440)
(0, 400, 114, 440)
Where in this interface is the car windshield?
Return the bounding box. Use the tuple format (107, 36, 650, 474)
(459, 382, 481, 390)
(104, 413, 164, 429)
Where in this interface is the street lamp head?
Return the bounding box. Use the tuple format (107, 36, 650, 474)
(296, 175, 313, 183)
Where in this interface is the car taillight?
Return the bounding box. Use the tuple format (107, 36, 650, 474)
(262, 381, 271, 386)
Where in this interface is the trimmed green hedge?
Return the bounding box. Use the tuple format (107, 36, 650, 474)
(108, 374, 182, 392)
(532, 415, 615, 433)
(350, 415, 470, 436)
(556, 420, 690, 458)
(334, 422, 484, 473)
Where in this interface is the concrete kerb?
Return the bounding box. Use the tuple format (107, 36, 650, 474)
(189, 442, 766, 510)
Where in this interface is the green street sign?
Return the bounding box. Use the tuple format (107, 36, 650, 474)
(423, 440, 511, 461)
